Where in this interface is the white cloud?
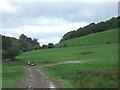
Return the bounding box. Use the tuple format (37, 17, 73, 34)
(0, 0, 16, 13)
(1, 21, 88, 45)
(6, 0, 119, 2)
(22, 16, 69, 26)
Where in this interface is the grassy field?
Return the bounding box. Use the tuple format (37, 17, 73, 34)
(3, 28, 118, 88)
(43, 45, 118, 88)
(16, 43, 118, 88)
(56, 29, 118, 47)
(2, 61, 27, 88)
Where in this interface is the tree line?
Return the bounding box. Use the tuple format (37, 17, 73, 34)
(60, 16, 119, 42)
(2, 34, 55, 61)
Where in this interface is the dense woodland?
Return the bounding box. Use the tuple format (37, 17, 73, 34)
(60, 16, 119, 42)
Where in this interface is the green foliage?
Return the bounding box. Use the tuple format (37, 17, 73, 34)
(5, 46, 20, 61)
(32, 45, 41, 50)
(2, 36, 12, 50)
(42, 44, 48, 49)
(2, 35, 20, 60)
(41, 43, 55, 49)
(19, 34, 40, 52)
(57, 29, 118, 47)
(60, 16, 119, 42)
(2, 34, 41, 60)
(48, 43, 55, 48)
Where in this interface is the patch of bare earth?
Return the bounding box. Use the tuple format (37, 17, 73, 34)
(41, 60, 93, 67)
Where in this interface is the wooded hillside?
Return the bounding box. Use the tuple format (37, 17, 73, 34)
(2, 34, 40, 60)
(60, 16, 119, 42)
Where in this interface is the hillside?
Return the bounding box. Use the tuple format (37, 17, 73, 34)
(56, 28, 118, 47)
(15, 43, 118, 88)
(60, 16, 119, 42)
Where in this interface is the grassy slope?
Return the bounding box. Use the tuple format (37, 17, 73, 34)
(2, 61, 27, 88)
(43, 44, 118, 88)
(17, 43, 118, 88)
(56, 29, 118, 47)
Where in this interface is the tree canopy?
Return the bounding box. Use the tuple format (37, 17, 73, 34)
(2, 34, 41, 60)
(60, 16, 119, 42)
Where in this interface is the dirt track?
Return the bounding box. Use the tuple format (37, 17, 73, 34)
(21, 66, 56, 89)
(41, 60, 92, 67)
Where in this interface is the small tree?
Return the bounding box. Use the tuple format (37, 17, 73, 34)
(63, 43, 67, 47)
(48, 43, 54, 48)
(2, 50, 7, 60)
(33, 45, 41, 50)
(4, 46, 20, 61)
(42, 45, 48, 49)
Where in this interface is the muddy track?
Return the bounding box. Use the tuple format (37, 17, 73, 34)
(21, 66, 56, 89)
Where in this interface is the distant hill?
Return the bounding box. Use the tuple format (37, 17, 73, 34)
(60, 16, 119, 42)
(56, 28, 118, 47)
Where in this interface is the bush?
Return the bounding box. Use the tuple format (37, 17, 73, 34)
(106, 42, 111, 44)
(63, 43, 67, 47)
(2, 46, 20, 61)
(48, 43, 55, 48)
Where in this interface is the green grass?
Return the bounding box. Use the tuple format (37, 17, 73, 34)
(17, 43, 118, 64)
(17, 43, 118, 88)
(43, 44, 118, 88)
(2, 61, 27, 88)
(56, 29, 118, 47)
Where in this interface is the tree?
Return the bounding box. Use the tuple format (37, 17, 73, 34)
(33, 45, 41, 50)
(2, 36, 12, 50)
(48, 43, 54, 48)
(19, 34, 27, 41)
(60, 16, 119, 42)
(33, 38, 38, 42)
(19, 34, 40, 52)
(63, 43, 67, 47)
(2, 46, 20, 61)
(42, 45, 48, 49)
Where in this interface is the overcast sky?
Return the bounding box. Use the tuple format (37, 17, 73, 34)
(0, 0, 119, 45)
